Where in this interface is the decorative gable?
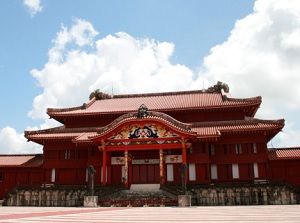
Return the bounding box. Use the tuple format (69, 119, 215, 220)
(108, 124, 178, 140)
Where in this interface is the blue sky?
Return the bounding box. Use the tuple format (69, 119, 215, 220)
(1, 0, 300, 154)
(0, 0, 253, 130)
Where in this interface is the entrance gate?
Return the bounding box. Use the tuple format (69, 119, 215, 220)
(132, 164, 160, 184)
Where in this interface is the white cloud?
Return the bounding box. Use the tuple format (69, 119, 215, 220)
(0, 126, 42, 154)
(48, 19, 99, 63)
(198, 0, 300, 147)
(29, 19, 195, 120)
(3, 0, 300, 153)
(273, 122, 300, 148)
(23, 0, 43, 17)
(16, 18, 194, 153)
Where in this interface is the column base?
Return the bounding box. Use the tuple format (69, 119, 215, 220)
(178, 195, 191, 207)
(84, 196, 98, 207)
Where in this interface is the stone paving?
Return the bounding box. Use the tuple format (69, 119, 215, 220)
(0, 205, 300, 222)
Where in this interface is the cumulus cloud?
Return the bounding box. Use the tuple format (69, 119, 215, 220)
(0, 126, 42, 154)
(2, 18, 195, 154)
(2, 0, 300, 153)
(23, 0, 43, 17)
(29, 19, 195, 120)
(198, 0, 300, 147)
(48, 19, 99, 63)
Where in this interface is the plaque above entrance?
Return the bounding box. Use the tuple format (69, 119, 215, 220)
(111, 157, 160, 165)
(132, 159, 159, 165)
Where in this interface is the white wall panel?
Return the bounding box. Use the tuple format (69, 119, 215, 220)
(167, 164, 174, 181)
(211, 164, 218, 180)
(189, 163, 196, 181)
(232, 164, 239, 179)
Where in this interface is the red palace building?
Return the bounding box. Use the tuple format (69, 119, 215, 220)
(1, 82, 300, 205)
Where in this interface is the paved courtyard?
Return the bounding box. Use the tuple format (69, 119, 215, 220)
(0, 205, 299, 222)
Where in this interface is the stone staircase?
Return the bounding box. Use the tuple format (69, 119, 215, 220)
(130, 184, 160, 191)
(99, 184, 178, 207)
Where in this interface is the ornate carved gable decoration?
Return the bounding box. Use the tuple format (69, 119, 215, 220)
(109, 124, 178, 140)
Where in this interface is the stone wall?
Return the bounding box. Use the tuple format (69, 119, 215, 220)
(3, 184, 299, 207)
(191, 185, 298, 206)
(4, 189, 87, 207)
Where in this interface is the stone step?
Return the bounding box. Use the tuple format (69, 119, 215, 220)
(101, 184, 173, 201)
(129, 184, 160, 191)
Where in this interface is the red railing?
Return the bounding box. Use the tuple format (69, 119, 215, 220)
(99, 198, 177, 207)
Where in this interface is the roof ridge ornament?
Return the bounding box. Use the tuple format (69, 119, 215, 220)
(137, 104, 149, 118)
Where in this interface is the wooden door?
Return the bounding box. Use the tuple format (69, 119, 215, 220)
(111, 165, 122, 184)
(131, 164, 160, 184)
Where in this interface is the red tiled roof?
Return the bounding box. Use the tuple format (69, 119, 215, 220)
(47, 91, 261, 118)
(268, 148, 300, 160)
(73, 132, 100, 143)
(25, 117, 284, 144)
(192, 118, 284, 138)
(27, 132, 82, 141)
(25, 126, 97, 144)
(88, 111, 194, 141)
(25, 112, 195, 144)
(0, 154, 43, 167)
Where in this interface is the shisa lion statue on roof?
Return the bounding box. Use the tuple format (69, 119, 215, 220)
(206, 81, 229, 93)
(137, 104, 149, 118)
(89, 89, 112, 100)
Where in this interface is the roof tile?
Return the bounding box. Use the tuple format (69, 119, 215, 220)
(268, 148, 300, 160)
(47, 91, 261, 116)
(0, 154, 43, 167)
(26, 118, 283, 143)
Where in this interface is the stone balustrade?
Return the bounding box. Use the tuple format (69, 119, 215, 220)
(191, 185, 298, 206)
(4, 189, 87, 207)
(3, 183, 298, 207)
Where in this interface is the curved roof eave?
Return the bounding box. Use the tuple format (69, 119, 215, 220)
(46, 92, 262, 121)
(89, 111, 197, 142)
(192, 118, 284, 141)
